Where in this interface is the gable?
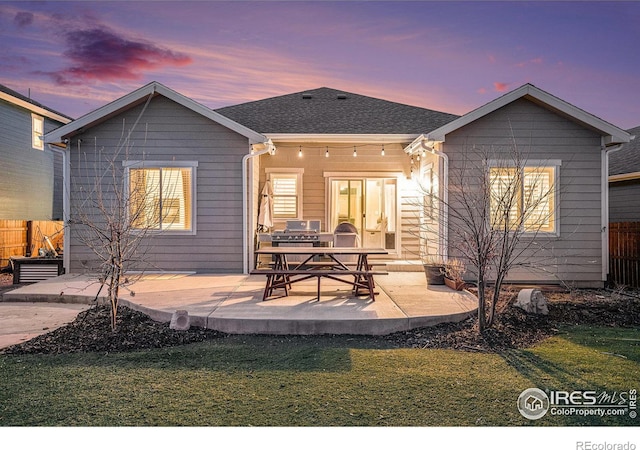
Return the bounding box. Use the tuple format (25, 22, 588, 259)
(446, 97, 603, 147)
(427, 84, 630, 146)
(45, 82, 267, 145)
(77, 95, 255, 150)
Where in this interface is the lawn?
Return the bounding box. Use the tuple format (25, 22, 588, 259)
(0, 325, 638, 427)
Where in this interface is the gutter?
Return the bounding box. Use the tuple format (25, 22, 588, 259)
(47, 143, 70, 273)
(601, 140, 624, 282)
(242, 140, 275, 274)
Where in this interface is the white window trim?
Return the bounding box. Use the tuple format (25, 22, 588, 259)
(489, 159, 561, 236)
(32, 114, 44, 150)
(123, 160, 198, 235)
(265, 168, 304, 220)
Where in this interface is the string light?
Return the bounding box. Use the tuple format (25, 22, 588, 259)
(298, 145, 302, 158)
(381, 144, 385, 156)
(353, 146, 357, 157)
(410, 155, 415, 179)
(325, 146, 329, 158)
(422, 147, 426, 158)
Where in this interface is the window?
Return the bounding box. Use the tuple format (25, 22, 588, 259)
(489, 164, 557, 233)
(267, 169, 303, 219)
(32, 114, 44, 150)
(126, 162, 196, 232)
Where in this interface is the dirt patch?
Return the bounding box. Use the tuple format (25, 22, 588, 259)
(1, 280, 639, 355)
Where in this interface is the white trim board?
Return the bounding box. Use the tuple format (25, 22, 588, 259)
(45, 81, 268, 145)
(425, 84, 631, 145)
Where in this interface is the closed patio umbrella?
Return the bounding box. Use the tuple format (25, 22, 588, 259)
(257, 180, 274, 231)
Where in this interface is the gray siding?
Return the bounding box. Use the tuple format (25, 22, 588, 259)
(68, 96, 251, 273)
(442, 98, 604, 287)
(0, 99, 63, 220)
(609, 180, 640, 222)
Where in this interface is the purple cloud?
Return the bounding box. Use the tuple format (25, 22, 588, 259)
(47, 27, 192, 85)
(493, 82, 510, 92)
(14, 11, 34, 27)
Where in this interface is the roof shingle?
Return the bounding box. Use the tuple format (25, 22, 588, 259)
(215, 87, 459, 134)
(609, 126, 640, 176)
(0, 83, 73, 120)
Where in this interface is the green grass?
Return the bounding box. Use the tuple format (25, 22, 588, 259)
(0, 326, 638, 426)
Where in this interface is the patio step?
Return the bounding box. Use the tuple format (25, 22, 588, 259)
(380, 260, 424, 272)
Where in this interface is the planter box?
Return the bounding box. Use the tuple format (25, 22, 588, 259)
(444, 276, 465, 291)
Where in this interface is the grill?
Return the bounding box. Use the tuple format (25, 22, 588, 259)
(256, 220, 333, 266)
(271, 220, 322, 244)
(271, 220, 320, 246)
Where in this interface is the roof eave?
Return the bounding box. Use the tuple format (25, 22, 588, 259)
(0, 91, 72, 125)
(425, 84, 631, 145)
(265, 133, 420, 144)
(609, 171, 640, 183)
(45, 82, 268, 145)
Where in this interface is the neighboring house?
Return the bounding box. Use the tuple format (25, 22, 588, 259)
(0, 84, 72, 220)
(45, 82, 631, 287)
(609, 125, 640, 223)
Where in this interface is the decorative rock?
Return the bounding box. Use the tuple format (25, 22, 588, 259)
(514, 289, 549, 315)
(170, 310, 191, 330)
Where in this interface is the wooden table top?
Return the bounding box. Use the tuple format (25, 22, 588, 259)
(255, 247, 388, 255)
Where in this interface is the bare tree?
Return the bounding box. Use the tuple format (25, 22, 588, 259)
(69, 95, 158, 331)
(417, 136, 558, 333)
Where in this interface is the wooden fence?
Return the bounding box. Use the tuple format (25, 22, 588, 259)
(609, 222, 640, 288)
(0, 220, 64, 268)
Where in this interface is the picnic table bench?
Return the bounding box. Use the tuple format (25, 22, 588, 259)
(253, 247, 388, 301)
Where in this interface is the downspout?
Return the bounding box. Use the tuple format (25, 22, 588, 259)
(47, 142, 70, 274)
(242, 142, 274, 274)
(601, 140, 624, 283)
(421, 140, 449, 261)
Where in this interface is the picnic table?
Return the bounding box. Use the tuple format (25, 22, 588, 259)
(252, 247, 388, 301)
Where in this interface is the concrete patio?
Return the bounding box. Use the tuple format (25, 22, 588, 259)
(1, 271, 478, 336)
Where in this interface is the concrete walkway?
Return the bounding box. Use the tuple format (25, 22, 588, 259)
(0, 272, 477, 347)
(0, 301, 90, 349)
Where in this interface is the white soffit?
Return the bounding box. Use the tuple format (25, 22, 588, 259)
(266, 133, 419, 144)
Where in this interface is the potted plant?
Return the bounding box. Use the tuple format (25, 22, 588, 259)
(443, 258, 466, 291)
(423, 256, 445, 285)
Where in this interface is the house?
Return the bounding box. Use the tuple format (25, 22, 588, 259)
(609, 125, 640, 223)
(0, 84, 72, 221)
(45, 82, 631, 287)
(525, 395, 544, 412)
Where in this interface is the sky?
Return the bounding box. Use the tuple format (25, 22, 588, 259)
(0, 0, 638, 130)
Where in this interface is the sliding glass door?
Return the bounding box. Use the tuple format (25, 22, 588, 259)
(329, 177, 397, 251)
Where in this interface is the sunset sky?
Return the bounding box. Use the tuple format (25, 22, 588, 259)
(1, 1, 638, 129)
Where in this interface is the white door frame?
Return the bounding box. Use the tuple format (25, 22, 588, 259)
(324, 171, 403, 257)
